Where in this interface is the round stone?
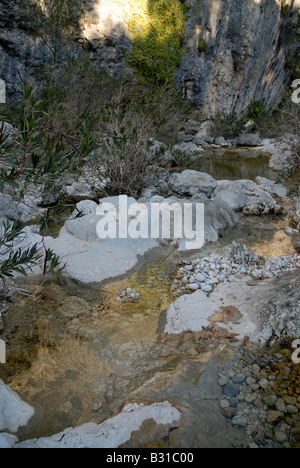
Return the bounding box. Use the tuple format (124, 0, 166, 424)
(218, 377, 229, 387)
(284, 396, 297, 405)
(231, 415, 248, 428)
(222, 407, 237, 419)
(252, 364, 260, 373)
(245, 394, 257, 404)
(286, 405, 298, 415)
(246, 377, 256, 386)
(267, 411, 284, 425)
(220, 399, 230, 410)
(194, 273, 207, 283)
(223, 384, 240, 398)
(276, 399, 287, 414)
(259, 379, 269, 390)
(264, 395, 278, 408)
(274, 431, 288, 443)
(232, 373, 246, 384)
(201, 284, 213, 293)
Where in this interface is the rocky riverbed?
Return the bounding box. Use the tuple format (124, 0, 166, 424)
(0, 130, 299, 449)
(218, 346, 300, 448)
(171, 242, 300, 296)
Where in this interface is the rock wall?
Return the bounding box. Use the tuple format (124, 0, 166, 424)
(0, 0, 299, 115)
(178, 0, 300, 116)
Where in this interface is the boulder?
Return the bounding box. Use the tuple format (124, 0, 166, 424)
(64, 180, 97, 202)
(15, 402, 181, 448)
(178, 132, 194, 142)
(0, 379, 35, 433)
(257, 138, 294, 171)
(165, 290, 220, 335)
(193, 137, 207, 146)
(2, 195, 237, 283)
(169, 170, 218, 197)
(0, 194, 41, 224)
(165, 269, 300, 343)
(255, 177, 287, 198)
(215, 137, 231, 147)
(172, 142, 204, 156)
(0, 122, 16, 136)
(214, 180, 282, 215)
(0, 433, 19, 449)
(141, 187, 160, 199)
(237, 134, 262, 147)
(183, 119, 202, 135)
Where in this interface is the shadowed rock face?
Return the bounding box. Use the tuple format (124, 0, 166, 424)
(1, 0, 299, 114)
(177, 0, 299, 115)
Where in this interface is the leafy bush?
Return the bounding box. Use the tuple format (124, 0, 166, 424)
(127, 0, 186, 85)
(38, 57, 119, 135)
(0, 221, 65, 283)
(0, 85, 95, 282)
(0, 221, 40, 283)
(198, 38, 207, 54)
(91, 104, 158, 198)
(211, 112, 244, 139)
(247, 100, 268, 121)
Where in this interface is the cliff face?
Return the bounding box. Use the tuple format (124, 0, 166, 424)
(0, 0, 299, 116)
(177, 0, 300, 116)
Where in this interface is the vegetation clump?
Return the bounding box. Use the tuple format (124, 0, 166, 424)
(125, 0, 187, 84)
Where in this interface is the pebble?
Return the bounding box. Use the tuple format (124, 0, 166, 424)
(276, 399, 287, 414)
(222, 407, 238, 419)
(267, 411, 284, 425)
(188, 283, 199, 291)
(194, 273, 207, 283)
(245, 394, 257, 404)
(231, 415, 248, 428)
(223, 384, 240, 398)
(284, 396, 297, 405)
(218, 377, 229, 387)
(172, 243, 300, 298)
(286, 405, 298, 415)
(220, 399, 230, 410)
(246, 377, 256, 385)
(274, 431, 288, 443)
(116, 288, 141, 304)
(254, 399, 264, 409)
(264, 395, 278, 407)
(232, 373, 246, 384)
(201, 284, 213, 293)
(218, 347, 299, 449)
(259, 379, 269, 390)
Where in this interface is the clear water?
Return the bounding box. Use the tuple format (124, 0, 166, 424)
(178, 149, 277, 182)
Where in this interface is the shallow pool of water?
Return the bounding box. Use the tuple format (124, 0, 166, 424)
(179, 149, 278, 181)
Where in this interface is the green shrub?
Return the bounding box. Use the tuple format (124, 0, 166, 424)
(127, 0, 186, 85)
(211, 112, 244, 139)
(198, 38, 207, 54)
(247, 100, 268, 121)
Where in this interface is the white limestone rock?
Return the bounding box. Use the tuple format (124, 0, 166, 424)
(0, 379, 35, 433)
(15, 402, 181, 449)
(165, 290, 220, 335)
